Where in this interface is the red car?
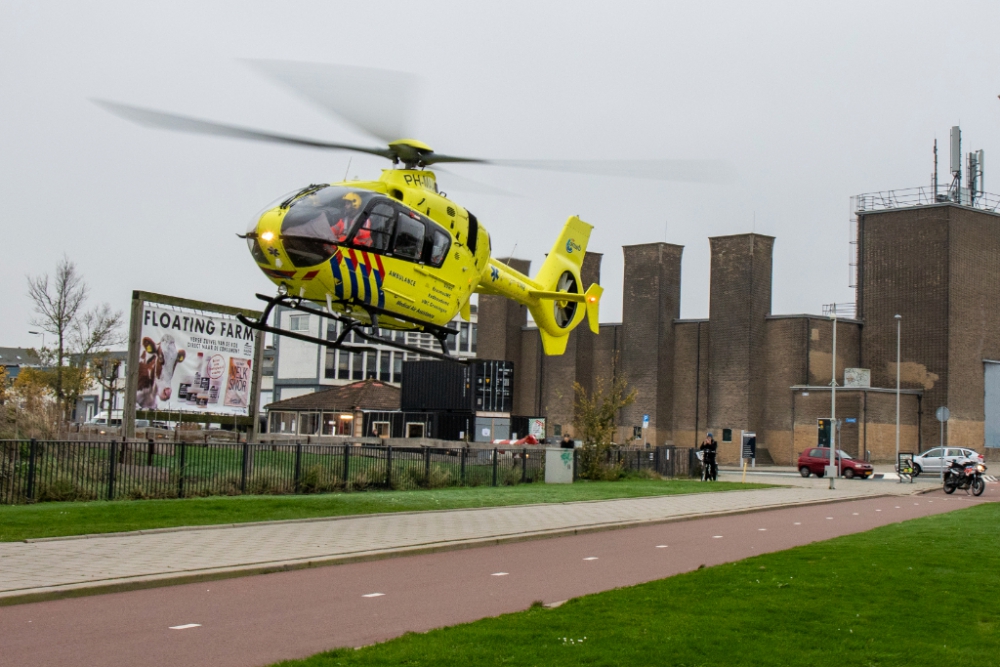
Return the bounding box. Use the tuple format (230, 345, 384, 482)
(797, 447, 874, 479)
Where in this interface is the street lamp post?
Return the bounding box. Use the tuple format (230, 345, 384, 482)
(28, 330, 45, 352)
(829, 305, 837, 490)
(895, 314, 902, 482)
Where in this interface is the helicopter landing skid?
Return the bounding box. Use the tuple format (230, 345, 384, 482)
(237, 293, 465, 364)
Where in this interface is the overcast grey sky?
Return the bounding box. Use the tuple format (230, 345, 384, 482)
(2, 1, 999, 348)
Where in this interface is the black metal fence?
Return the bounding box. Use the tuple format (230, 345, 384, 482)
(0, 440, 701, 505)
(0, 439, 548, 505)
(572, 446, 699, 480)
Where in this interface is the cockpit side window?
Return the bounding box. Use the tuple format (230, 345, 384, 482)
(352, 202, 395, 252)
(428, 227, 451, 267)
(393, 211, 425, 260)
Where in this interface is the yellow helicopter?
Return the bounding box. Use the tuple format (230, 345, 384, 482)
(96, 61, 730, 360)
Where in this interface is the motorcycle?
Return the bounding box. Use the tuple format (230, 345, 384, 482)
(943, 459, 987, 496)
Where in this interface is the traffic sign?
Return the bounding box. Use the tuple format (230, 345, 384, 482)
(642, 414, 649, 429)
(935, 406, 950, 422)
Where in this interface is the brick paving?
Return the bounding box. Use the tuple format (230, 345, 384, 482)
(0, 482, 929, 603)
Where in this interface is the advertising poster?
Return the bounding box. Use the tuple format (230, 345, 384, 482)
(135, 304, 256, 416)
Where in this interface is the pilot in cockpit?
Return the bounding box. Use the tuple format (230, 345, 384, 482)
(330, 192, 363, 242)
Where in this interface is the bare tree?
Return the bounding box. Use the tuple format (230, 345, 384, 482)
(27, 257, 87, 406)
(26, 257, 124, 420)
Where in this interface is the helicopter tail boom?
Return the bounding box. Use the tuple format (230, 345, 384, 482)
(479, 216, 601, 355)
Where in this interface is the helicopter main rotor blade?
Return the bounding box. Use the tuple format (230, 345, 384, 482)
(92, 100, 395, 159)
(243, 59, 415, 144)
(479, 158, 737, 184)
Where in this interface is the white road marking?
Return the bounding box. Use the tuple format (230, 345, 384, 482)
(491, 572, 509, 576)
(712, 535, 724, 539)
(362, 593, 385, 598)
(876, 509, 882, 512)
(852, 513, 859, 516)
(655, 545, 668, 548)
(169, 624, 201, 630)
(758, 528, 767, 531)
(794, 522, 801, 525)
(826, 517, 833, 520)
(583, 557, 599, 561)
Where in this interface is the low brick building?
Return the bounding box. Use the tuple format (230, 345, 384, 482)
(478, 197, 1000, 464)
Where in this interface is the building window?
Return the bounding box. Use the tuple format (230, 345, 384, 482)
(460, 323, 469, 351)
(470, 323, 477, 354)
(324, 348, 336, 379)
(299, 412, 320, 435)
(352, 352, 363, 380)
(447, 332, 457, 351)
(379, 351, 390, 381)
(393, 353, 402, 383)
(366, 351, 377, 379)
(289, 314, 310, 332)
(722, 429, 733, 442)
(270, 411, 296, 434)
(338, 351, 350, 379)
(326, 321, 339, 341)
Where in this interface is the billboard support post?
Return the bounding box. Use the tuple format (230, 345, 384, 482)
(249, 330, 265, 442)
(123, 293, 144, 439)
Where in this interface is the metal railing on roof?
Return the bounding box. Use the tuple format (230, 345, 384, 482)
(853, 186, 1000, 213)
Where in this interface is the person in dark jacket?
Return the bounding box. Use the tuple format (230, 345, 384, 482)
(699, 432, 718, 481)
(560, 434, 575, 449)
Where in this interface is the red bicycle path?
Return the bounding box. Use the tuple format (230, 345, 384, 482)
(0, 486, 993, 667)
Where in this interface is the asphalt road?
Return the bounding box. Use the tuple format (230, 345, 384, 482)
(1, 487, 993, 667)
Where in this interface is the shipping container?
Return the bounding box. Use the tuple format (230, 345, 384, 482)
(402, 360, 514, 414)
(361, 410, 475, 441)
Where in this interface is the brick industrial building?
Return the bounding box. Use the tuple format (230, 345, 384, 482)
(479, 195, 1000, 464)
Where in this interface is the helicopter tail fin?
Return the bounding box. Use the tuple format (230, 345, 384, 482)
(478, 215, 601, 355)
(528, 216, 601, 354)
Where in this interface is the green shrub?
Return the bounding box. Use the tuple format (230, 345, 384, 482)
(37, 475, 97, 502)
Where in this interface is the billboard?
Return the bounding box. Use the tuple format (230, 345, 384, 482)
(135, 303, 256, 416)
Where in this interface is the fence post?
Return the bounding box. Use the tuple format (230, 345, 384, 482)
(107, 440, 118, 500)
(343, 444, 351, 488)
(460, 447, 467, 486)
(385, 445, 393, 489)
(147, 439, 155, 466)
(424, 447, 431, 485)
(492, 448, 498, 487)
(294, 443, 303, 493)
(25, 438, 38, 501)
(654, 447, 660, 475)
(573, 449, 579, 480)
(521, 448, 528, 483)
(240, 443, 249, 494)
(178, 441, 187, 498)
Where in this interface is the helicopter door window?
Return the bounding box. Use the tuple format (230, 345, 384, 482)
(393, 212, 425, 261)
(428, 228, 451, 267)
(352, 201, 395, 251)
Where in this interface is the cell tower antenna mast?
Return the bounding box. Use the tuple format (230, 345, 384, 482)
(949, 126, 962, 202)
(932, 138, 938, 200)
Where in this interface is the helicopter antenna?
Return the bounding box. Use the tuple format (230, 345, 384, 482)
(504, 243, 518, 267)
(343, 158, 352, 181)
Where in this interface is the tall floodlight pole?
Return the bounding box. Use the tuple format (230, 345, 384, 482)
(829, 305, 837, 490)
(895, 314, 902, 481)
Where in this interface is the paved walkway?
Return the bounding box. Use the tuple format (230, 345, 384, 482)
(0, 481, 930, 604)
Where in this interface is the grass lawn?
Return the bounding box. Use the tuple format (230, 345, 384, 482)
(0, 479, 769, 542)
(273, 503, 1000, 667)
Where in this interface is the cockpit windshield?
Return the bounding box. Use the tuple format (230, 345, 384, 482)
(280, 187, 376, 267)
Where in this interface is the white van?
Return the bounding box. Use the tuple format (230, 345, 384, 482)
(86, 411, 124, 426)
